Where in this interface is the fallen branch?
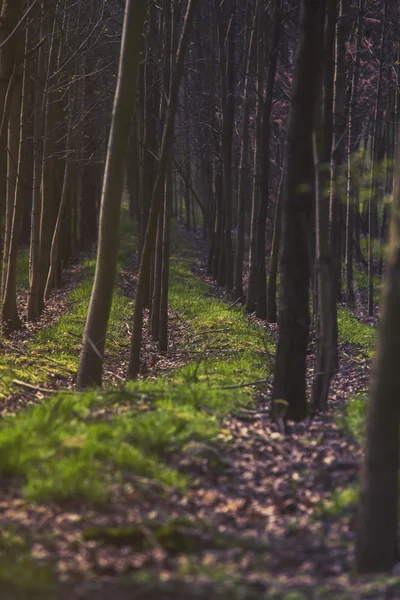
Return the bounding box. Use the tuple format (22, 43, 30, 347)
(227, 297, 241, 310)
(216, 379, 267, 390)
(12, 379, 55, 394)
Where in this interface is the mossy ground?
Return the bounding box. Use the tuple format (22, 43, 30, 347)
(0, 224, 273, 506)
(1, 226, 390, 599)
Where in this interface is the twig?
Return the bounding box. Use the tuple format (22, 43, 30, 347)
(216, 379, 267, 390)
(12, 379, 55, 394)
(227, 297, 241, 309)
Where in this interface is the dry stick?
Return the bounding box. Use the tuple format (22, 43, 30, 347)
(12, 379, 55, 394)
(216, 379, 267, 390)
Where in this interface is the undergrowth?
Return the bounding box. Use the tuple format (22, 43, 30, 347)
(0, 228, 273, 505)
(337, 308, 377, 357)
(0, 218, 133, 398)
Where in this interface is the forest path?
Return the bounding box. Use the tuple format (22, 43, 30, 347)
(0, 226, 391, 600)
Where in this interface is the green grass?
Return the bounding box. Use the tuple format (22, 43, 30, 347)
(337, 308, 377, 357)
(0, 221, 133, 398)
(352, 265, 382, 303)
(316, 485, 359, 519)
(339, 395, 367, 442)
(0, 529, 55, 598)
(0, 232, 273, 505)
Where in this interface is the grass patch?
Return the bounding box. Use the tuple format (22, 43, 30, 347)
(169, 253, 274, 390)
(337, 308, 377, 357)
(0, 232, 273, 504)
(352, 265, 382, 303)
(84, 515, 265, 554)
(316, 485, 359, 519)
(0, 218, 133, 398)
(339, 395, 367, 442)
(0, 529, 55, 598)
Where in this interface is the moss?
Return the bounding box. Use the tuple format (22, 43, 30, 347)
(0, 223, 274, 504)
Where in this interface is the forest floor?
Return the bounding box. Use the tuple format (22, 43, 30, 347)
(0, 222, 396, 600)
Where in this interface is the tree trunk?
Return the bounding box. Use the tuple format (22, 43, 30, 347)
(255, 0, 282, 319)
(215, 0, 235, 294)
(76, 0, 146, 389)
(271, 0, 326, 422)
(329, 0, 348, 369)
(346, 0, 364, 307)
(159, 166, 172, 352)
(2, 25, 31, 333)
(127, 0, 198, 379)
(246, 1, 263, 313)
(266, 168, 284, 323)
(44, 95, 74, 300)
(234, 0, 257, 301)
(28, 6, 46, 321)
(367, 0, 387, 316)
(355, 147, 400, 574)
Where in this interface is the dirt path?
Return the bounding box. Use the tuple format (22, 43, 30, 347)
(0, 229, 388, 599)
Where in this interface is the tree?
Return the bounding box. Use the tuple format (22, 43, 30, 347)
(355, 144, 400, 574)
(76, 0, 146, 389)
(128, 0, 198, 379)
(271, 0, 327, 422)
(345, 0, 365, 307)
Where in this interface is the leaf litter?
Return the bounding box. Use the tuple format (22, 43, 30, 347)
(0, 230, 393, 599)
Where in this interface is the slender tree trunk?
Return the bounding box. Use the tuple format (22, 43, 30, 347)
(1, 70, 20, 303)
(346, 0, 364, 306)
(127, 0, 198, 379)
(355, 147, 400, 574)
(329, 0, 348, 370)
(28, 7, 46, 321)
(0, 0, 23, 293)
(272, 0, 326, 422)
(246, 2, 263, 313)
(150, 211, 163, 340)
(367, 0, 387, 316)
(311, 0, 336, 411)
(255, 0, 282, 319)
(76, 0, 146, 389)
(44, 96, 74, 300)
(2, 26, 31, 333)
(159, 166, 172, 352)
(215, 0, 235, 293)
(234, 0, 257, 301)
(266, 168, 284, 323)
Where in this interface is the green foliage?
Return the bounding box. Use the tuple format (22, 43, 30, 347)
(0, 234, 273, 504)
(0, 223, 133, 398)
(352, 265, 382, 303)
(339, 395, 367, 442)
(0, 529, 55, 598)
(84, 517, 225, 554)
(337, 309, 377, 357)
(316, 485, 359, 519)
(169, 253, 273, 390)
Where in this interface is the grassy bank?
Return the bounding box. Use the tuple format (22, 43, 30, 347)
(0, 233, 273, 505)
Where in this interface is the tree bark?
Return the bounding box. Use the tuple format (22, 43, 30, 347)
(355, 145, 400, 574)
(76, 0, 146, 389)
(234, 0, 257, 301)
(2, 25, 31, 333)
(346, 0, 364, 307)
(367, 0, 387, 316)
(255, 0, 282, 319)
(271, 0, 326, 422)
(127, 0, 198, 379)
